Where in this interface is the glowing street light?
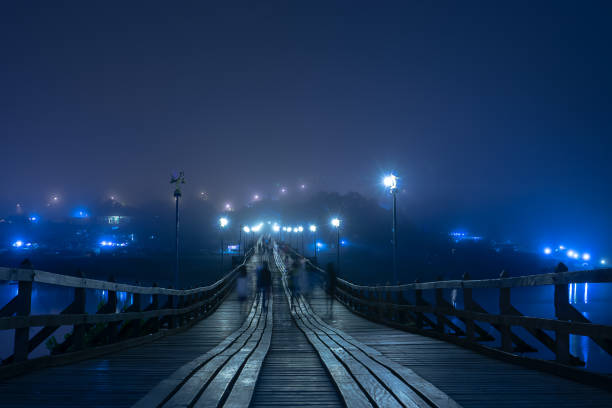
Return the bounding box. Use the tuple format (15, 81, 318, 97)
(219, 217, 229, 273)
(273, 224, 280, 232)
(224, 203, 233, 211)
(543, 247, 552, 255)
(582, 253, 591, 261)
(601, 259, 608, 266)
(331, 218, 341, 273)
(253, 194, 260, 201)
(383, 173, 399, 283)
(309, 225, 317, 259)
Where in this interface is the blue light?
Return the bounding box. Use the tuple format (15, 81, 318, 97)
(12, 240, 24, 248)
(28, 215, 39, 223)
(340, 239, 348, 247)
(543, 247, 552, 255)
(73, 208, 89, 218)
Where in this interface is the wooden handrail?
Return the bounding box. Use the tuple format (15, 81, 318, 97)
(0, 248, 254, 371)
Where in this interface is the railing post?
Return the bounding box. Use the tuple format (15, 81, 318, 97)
(435, 276, 445, 334)
(554, 263, 570, 364)
(414, 279, 424, 329)
(499, 270, 513, 352)
(73, 270, 86, 350)
(107, 276, 118, 344)
(397, 289, 409, 325)
(14, 267, 33, 362)
(132, 284, 141, 335)
(168, 287, 177, 329)
(462, 273, 474, 342)
(151, 283, 159, 333)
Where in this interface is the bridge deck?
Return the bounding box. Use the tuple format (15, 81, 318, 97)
(309, 282, 612, 408)
(250, 253, 343, 407)
(0, 287, 251, 407)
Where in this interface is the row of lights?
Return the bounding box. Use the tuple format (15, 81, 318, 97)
(543, 245, 607, 265)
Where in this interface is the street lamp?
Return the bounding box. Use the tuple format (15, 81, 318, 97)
(309, 225, 317, 259)
(331, 218, 341, 273)
(219, 217, 228, 273)
(170, 171, 185, 288)
(298, 226, 304, 253)
(383, 173, 398, 284)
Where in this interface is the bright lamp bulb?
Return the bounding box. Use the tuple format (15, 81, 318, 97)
(331, 218, 340, 228)
(383, 174, 397, 190)
(309, 225, 317, 232)
(219, 217, 228, 227)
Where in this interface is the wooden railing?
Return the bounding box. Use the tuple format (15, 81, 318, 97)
(290, 246, 612, 384)
(0, 249, 252, 377)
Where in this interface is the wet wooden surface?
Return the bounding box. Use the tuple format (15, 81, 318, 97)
(309, 282, 612, 408)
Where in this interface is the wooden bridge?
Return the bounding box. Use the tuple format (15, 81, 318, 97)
(1, 242, 612, 407)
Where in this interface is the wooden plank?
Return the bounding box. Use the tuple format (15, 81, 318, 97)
(131, 296, 260, 408)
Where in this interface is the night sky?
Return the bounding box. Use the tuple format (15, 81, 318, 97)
(1, 1, 611, 251)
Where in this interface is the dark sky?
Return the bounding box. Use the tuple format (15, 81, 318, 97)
(1, 1, 611, 251)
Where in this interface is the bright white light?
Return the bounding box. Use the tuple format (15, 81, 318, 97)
(309, 225, 317, 232)
(225, 203, 232, 210)
(601, 259, 608, 265)
(559, 245, 565, 250)
(567, 250, 575, 258)
(281, 188, 287, 193)
(292, 227, 298, 233)
(383, 174, 398, 190)
(543, 247, 552, 255)
(331, 218, 340, 228)
(298, 226, 304, 232)
(12, 240, 23, 248)
(219, 217, 229, 228)
(243, 226, 250, 233)
(582, 253, 591, 261)
(253, 194, 260, 200)
(273, 224, 280, 232)
(300, 184, 306, 189)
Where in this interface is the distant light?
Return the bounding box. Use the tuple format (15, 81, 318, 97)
(253, 194, 260, 200)
(383, 174, 398, 190)
(340, 239, 347, 246)
(298, 226, 304, 232)
(281, 188, 287, 193)
(567, 250, 575, 258)
(300, 184, 306, 189)
(243, 226, 250, 233)
(582, 253, 591, 261)
(273, 224, 280, 232)
(309, 225, 317, 232)
(559, 245, 566, 250)
(316, 242, 323, 248)
(601, 259, 608, 265)
(331, 218, 341, 228)
(224, 203, 232, 211)
(73, 209, 89, 218)
(28, 215, 39, 223)
(219, 217, 229, 228)
(293, 227, 298, 233)
(543, 247, 552, 255)
(12, 240, 23, 248)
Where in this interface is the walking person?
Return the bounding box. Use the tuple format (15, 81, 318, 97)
(260, 260, 272, 311)
(236, 265, 248, 314)
(326, 262, 336, 316)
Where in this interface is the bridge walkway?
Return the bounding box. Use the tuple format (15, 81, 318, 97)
(0, 260, 260, 408)
(308, 280, 612, 408)
(249, 251, 343, 407)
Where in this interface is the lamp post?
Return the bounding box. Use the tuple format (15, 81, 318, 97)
(170, 171, 185, 288)
(331, 218, 341, 273)
(219, 217, 228, 273)
(243, 225, 250, 253)
(309, 225, 317, 260)
(298, 226, 304, 254)
(383, 174, 398, 283)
